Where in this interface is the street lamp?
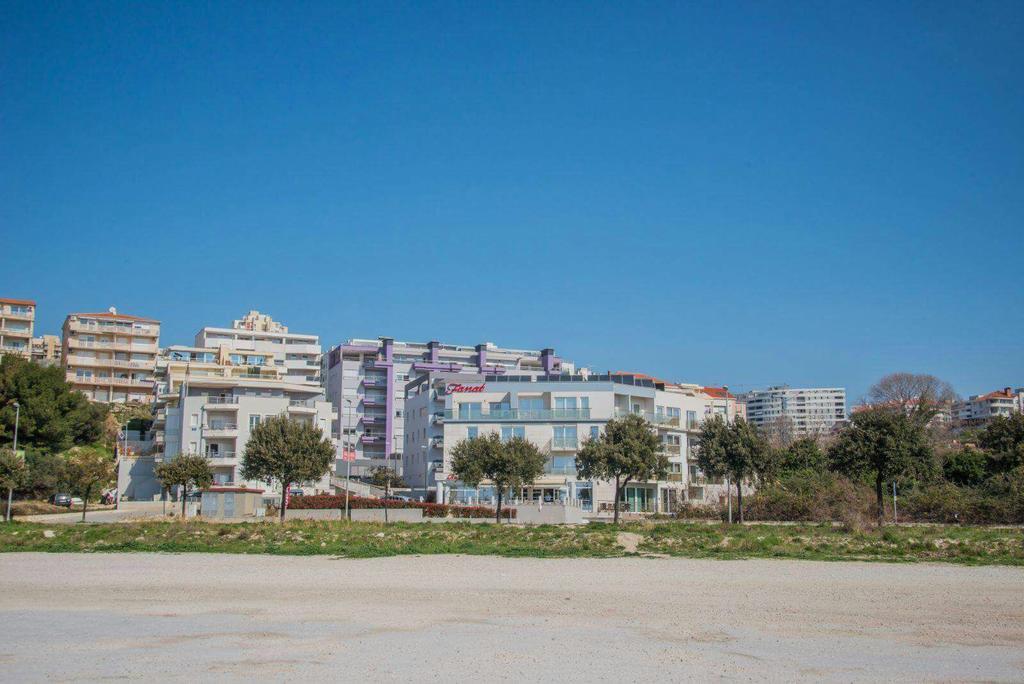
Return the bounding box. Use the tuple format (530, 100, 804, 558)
(5, 402, 19, 522)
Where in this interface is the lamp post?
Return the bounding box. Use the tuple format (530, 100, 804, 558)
(344, 398, 352, 521)
(5, 402, 19, 522)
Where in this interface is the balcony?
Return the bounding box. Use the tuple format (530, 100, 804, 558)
(444, 408, 591, 422)
(66, 355, 152, 370)
(69, 375, 154, 389)
(362, 377, 386, 388)
(550, 437, 578, 451)
(0, 325, 31, 336)
(430, 413, 445, 425)
(663, 443, 681, 454)
(68, 338, 158, 354)
(206, 451, 237, 461)
(430, 437, 444, 449)
(67, 319, 157, 336)
(287, 400, 317, 414)
(360, 435, 383, 445)
(204, 424, 238, 438)
(665, 472, 683, 482)
(361, 414, 382, 425)
(544, 462, 577, 475)
(362, 396, 385, 407)
(613, 409, 683, 428)
(2, 310, 34, 321)
(205, 396, 239, 406)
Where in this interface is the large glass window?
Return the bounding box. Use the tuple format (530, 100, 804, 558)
(467, 426, 478, 439)
(590, 426, 600, 441)
(554, 397, 577, 410)
(500, 426, 525, 441)
(458, 402, 482, 419)
(553, 425, 577, 449)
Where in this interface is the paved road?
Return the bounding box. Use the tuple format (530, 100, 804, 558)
(1, 553, 1022, 681)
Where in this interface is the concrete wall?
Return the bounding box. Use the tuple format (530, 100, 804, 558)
(117, 456, 162, 501)
(284, 508, 424, 522)
(514, 503, 587, 525)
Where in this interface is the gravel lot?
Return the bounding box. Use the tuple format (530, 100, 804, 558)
(1, 553, 1022, 681)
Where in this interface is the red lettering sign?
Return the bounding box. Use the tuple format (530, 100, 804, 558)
(446, 383, 486, 393)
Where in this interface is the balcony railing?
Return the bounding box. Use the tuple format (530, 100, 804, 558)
(288, 399, 317, 409)
(544, 463, 578, 475)
(2, 310, 34, 320)
(69, 375, 153, 388)
(206, 451, 237, 460)
(550, 437, 578, 450)
(444, 408, 591, 421)
(613, 408, 684, 427)
(205, 396, 239, 405)
(66, 355, 152, 370)
(68, 320, 157, 335)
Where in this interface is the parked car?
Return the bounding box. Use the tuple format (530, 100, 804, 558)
(49, 493, 72, 507)
(70, 497, 84, 507)
(288, 489, 304, 497)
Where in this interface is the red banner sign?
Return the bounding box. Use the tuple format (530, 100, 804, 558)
(446, 383, 486, 393)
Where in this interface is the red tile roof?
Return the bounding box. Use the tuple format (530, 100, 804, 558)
(0, 297, 35, 306)
(702, 386, 735, 399)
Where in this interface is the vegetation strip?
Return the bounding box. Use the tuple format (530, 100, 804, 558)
(1, 521, 1021, 565)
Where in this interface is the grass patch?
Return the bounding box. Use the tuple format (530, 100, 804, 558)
(0, 521, 1020, 565)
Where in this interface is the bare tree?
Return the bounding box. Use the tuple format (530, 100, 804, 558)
(865, 373, 956, 426)
(761, 415, 796, 450)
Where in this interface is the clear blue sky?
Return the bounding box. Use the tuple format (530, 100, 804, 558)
(2, 1, 1022, 403)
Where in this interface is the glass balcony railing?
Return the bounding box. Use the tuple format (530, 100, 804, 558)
(551, 437, 578, 450)
(444, 408, 591, 421)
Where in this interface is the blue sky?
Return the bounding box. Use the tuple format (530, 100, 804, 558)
(2, 1, 1022, 403)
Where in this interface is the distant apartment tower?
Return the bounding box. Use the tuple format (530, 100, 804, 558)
(31, 335, 61, 366)
(193, 311, 321, 386)
(953, 387, 1024, 426)
(61, 308, 160, 403)
(324, 338, 570, 473)
(738, 386, 847, 436)
(0, 297, 35, 358)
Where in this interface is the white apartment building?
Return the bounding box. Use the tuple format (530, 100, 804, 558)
(0, 297, 35, 359)
(193, 311, 321, 387)
(738, 386, 847, 436)
(324, 338, 571, 475)
(31, 335, 61, 366)
(953, 387, 1024, 426)
(61, 308, 160, 403)
(136, 343, 336, 500)
(403, 370, 740, 513)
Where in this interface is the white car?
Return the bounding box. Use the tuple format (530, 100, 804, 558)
(70, 497, 84, 507)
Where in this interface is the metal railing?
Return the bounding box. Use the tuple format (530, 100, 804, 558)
(205, 396, 239, 405)
(445, 408, 591, 421)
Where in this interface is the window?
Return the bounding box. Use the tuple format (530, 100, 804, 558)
(500, 426, 525, 441)
(590, 426, 600, 441)
(189, 442, 197, 453)
(581, 397, 590, 410)
(468, 426, 478, 439)
(249, 414, 261, 430)
(458, 403, 482, 419)
(490, 402, 510, 414)
(686, 410, 697, 428)
(190, 413, 199, 428)
(553, 426, 577, 448)
(555, 397, 577, 410)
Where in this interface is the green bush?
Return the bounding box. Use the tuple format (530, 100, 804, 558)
(742, 470, 874, 524)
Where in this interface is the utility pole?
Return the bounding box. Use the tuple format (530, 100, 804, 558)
(344, 398, 352, 521)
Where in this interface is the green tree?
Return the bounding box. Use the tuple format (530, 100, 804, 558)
(63, 446, 115, 522)
(575, 413, 668, 524)
(154, 454, 214, 517)
(1, 449, 28, 522)
(976, 413, 1024, 474)
(241, 415, 334, 521)
(943, 447, 988, 487)
(369, 466, 406, 489)
(696, 416, 774, 523)
(20, 449, 68, 500)
(778, 437, 827, 474)
(451, 434, 546, 523)
(828, 408, 933, 525)
(0, 356, 107, 452)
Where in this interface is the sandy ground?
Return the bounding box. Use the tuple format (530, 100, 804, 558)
(0, 554, 1022, 682)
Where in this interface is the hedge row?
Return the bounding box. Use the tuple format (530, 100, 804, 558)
(287, 494, 516, 519)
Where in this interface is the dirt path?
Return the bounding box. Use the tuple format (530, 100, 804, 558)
(1, 553, 1022, 681)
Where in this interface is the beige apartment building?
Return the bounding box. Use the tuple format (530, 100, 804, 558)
(31, 335, 61, 366)
(61, 307, 161, 403)
(0, 297, 36, 358)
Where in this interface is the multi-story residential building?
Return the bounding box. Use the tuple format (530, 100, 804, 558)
(193, 311, 321, 387)
(738, 386, 847, 437)
(324, 338, 571, 475)
(61, 308, 160, 403)
(953, 387, 1024, 426)
(0, 297, 35, 359)
(30, 335, 61, 366)
(403, 370, 740, 513)
(140, 341, 336, 499)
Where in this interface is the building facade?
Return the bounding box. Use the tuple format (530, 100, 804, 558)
(953, 387, 1024, 426)
(61, 308, 160, 403)
(193, 311, 321, 387)
(738, 386, 847, 437)
(324, 338, 570, 475)
(146, 341, 336, 498)
(0, 297, 35, 358)
(31, 334, 61, 366)
(403, 370, 739, 513)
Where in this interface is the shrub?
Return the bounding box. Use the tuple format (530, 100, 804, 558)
(286, 494, 516, 519)
(742, 470, 874, 522)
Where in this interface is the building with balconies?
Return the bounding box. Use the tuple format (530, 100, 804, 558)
(953, 387, 1024, 426)
(324, 337, 571, 477)
(140, 343, 336, 498)
(193, 311, 322, 387)
(0, 297, 36, 359)
(738, 386, 847, 437)
(31, 334, 61, 366)
(61, 307, 160, 403)
(403, 370, 740, 513)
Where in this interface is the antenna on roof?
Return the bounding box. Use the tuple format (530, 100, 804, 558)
(108, 306, 117, 315)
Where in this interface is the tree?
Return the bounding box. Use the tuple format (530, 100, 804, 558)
(762, 415, 796, 450)
(154, 454, 214, 517)
(778, 437, 827, 474)
(0, 449, 28, 522)
(943, 447, 987, 487)
(241, 415, 334, 521)
(20, 449, 68, 500)
(63, 446, 115, 522)
(575, 413, 668, 524)
(866, 372, 956, 426)
(450, 434, 546, 523)
(369, 466, 406, 489)
(828, 408, 933, 525)
(976, 413, 1024, 474)
(0, 356, 107, 452)
(695, 416, 774, 523)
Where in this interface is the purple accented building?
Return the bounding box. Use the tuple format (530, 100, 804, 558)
(324, 338, 571, 475)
